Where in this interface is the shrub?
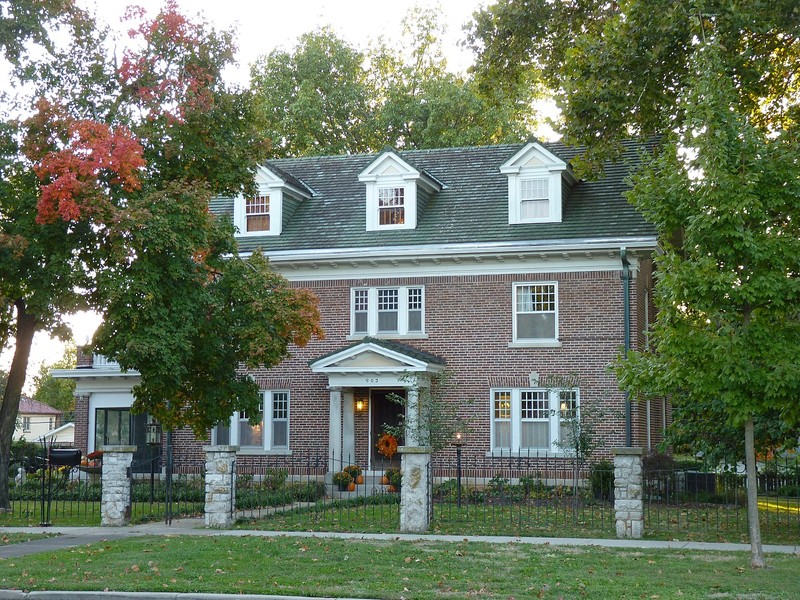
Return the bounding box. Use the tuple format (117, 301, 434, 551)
(343, 465, 362, 480)
(385, 468, 401, 489)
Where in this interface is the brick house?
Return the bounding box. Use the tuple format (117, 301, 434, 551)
(57, 141, 665, 471)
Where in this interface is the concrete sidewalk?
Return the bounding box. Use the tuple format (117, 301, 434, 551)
(0, 519, 797, 600)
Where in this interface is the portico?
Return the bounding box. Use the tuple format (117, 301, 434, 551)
(309, 337, 445, 473)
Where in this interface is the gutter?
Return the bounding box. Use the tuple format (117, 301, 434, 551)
(621, 247, 632, 447)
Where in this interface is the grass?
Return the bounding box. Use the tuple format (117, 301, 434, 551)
(0, 533, 55, 545)
(235, 497, 800, 545)
(0, 535, 797, 599)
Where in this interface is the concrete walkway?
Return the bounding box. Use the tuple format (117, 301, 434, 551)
(0, 518, 797, 599)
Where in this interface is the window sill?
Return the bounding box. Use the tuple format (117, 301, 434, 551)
(485, 450, 572, 458)
(507, 341, 562, 349)
(236, 448, 292, 456)
(347, 334, 429, 341)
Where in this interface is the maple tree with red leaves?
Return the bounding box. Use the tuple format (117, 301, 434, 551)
(0, 1, 320, 507)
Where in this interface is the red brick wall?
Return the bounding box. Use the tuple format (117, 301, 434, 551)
(233, 268, 646, 463)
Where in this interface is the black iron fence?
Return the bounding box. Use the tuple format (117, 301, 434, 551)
(643, 454, 800, 542)
(3, 460, 101, 526)
(130, 455, 204, 523)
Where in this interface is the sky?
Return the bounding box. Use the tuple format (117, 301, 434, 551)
(1, 0, 492, 392)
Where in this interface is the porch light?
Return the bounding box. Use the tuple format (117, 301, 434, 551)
(453, 430, 465, 447)
(355, 399, 366, 412)
(145, 420, 162, 446)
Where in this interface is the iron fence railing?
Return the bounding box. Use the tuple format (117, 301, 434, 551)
(643, 455, 800, 540)
(129, 456, 204, 523)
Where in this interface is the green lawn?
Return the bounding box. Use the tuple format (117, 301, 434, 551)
(0, 535, 796, 599)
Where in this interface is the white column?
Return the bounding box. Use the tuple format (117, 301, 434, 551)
(328, 387, 342, 473)
(405, 387, 420, 447)
(342, 389, 355, 466)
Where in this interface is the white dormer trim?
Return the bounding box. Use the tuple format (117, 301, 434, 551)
(234, 165, 312, 237)
(359, 151, 442, 232)
(234, 166, 285, 237)
(500, 143, 573, 225)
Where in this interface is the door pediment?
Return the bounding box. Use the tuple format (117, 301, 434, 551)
(309, 337, 445, 377)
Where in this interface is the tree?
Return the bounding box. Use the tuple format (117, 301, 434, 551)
(469, 1, 800, 567)
(469, 0, 800, 172)
(0, 1, 323, 508)
(250, 9, 531, 158)
(616, 40, 800, 568)
(32, 342, 76, 420)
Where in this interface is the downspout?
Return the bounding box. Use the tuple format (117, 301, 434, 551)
(621, 248, 632, 447)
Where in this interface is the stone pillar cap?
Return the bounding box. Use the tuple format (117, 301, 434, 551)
(203, 445, 240, 452)
(612, 447, 644, 456)
(100, 445, 138, 453)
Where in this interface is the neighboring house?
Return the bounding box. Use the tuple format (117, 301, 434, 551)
(55, 141, 667, 471)
(40, 422, 75, 446)
(14, 397, 62, 442)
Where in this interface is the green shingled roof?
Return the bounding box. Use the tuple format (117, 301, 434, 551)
(309, 336, 446, 368)
(210, 141, 656, 254)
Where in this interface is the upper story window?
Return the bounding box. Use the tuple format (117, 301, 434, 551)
(378, 186, 405, 225)
(359, 150, 442, 232)
(351, 286, 425, 337)
(500, 142, 573, 225)
(213, 390, 290, 453)
(22, 417, 31, 432)
(513, 282, 558, 345)
(232, 165, 314, 238)
(245, 195, 271, 233)
(491, 387, 580, 453)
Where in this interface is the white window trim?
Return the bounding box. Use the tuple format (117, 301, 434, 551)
(506, 170, 563, 224)
(363, 176, 418, 231)
(511, 281, 559, 346)
(215, 390, 291, 454)
(349, 286, 426, 338)
(234, 186, 283, 237)
(489, 387, 580, 454)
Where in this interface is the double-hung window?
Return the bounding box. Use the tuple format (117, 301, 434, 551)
(245, 195, 270, 233)
(213, 390, 290, 452)
(378, 186, 405, 226)
(513, 282, 558, 343)
(519, 178, 550, 220)
(351, 286, 425, 337)
(490, 388, 579, 453)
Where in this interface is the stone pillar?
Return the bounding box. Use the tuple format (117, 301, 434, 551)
(328, 387, 342, 473)
(398, 445, 431, 533)
(612, 447, 644, 539)
(405, 388, 420, 446)
(204, 445, 239, 528)
(342, 389, 355, 465)
(100, 446, 136, 527)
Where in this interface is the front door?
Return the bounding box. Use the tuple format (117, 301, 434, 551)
(370, 389, 404, 468)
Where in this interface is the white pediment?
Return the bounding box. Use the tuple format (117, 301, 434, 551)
(310, 339, 444, 375)
(499, 142, 569, 175)
(332, 351, 410, 369)
(358, 151, 419, 182)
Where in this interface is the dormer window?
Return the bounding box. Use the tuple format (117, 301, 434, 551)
(245, 195, 271, 232)
(359, 150, 443, 232)
(233, 164, 312, 238)
(378, 186, 405, 225)
(500, 142, 574, 225)
(519, 178, 549, 220)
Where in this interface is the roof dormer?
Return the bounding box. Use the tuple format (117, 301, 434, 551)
(358, 150, 443, 231)
(500, 142, 575, 225)
(234, 164, 313, 237)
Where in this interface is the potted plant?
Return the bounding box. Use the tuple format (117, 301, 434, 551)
(385, 467, 402, 492)
(343, 465, 363, 484)
(332, 471, 353, 491)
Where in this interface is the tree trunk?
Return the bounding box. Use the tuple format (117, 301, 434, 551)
(744, 416, 765, 568)
(0, 302, 37, 510)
